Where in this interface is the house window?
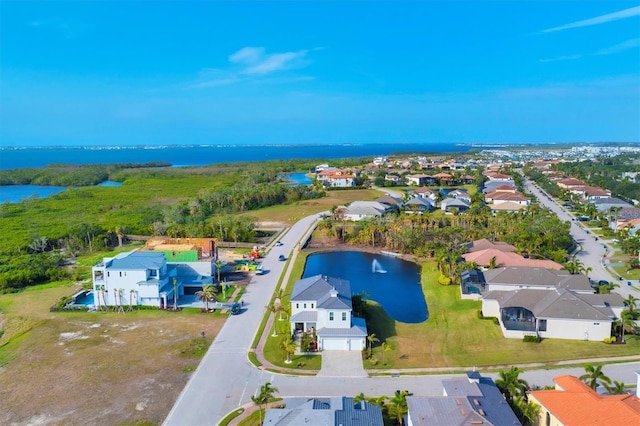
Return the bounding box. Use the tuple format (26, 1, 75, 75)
(311, 303, 314, 308)
(107, 272, 110, 277)
(119, 272, 122, 277)
(149, 269, 157, 277)
(538, 319, 547, 332)
(545, 412, 551, 426)
(342, 312, 347, 321)
(329, 312, 334, 321)
(594, 322, 599, 326)
(296, 303, 299, 309)
(304, 303, 307, 309)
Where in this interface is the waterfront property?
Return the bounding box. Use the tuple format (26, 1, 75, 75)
(92, 251, 213, 308)
(482, 289, 624, 341)
(289, 274, 367, 351)
(303, 251, 427, 323)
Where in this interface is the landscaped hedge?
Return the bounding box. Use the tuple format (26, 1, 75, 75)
(477, 310, 499, 325)
(523, 335, 542, 343)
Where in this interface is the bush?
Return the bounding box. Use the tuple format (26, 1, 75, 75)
(523, 335, 542, 343)
(603, 336, 617, 344)
(477, 311, 499, 325)
(438, 274, 451, 286)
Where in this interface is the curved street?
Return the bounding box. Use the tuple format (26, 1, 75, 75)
(164, 200, 640, 426)
(523, 178, 638, 299)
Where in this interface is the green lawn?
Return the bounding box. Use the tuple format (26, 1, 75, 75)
(264, 251, 640, 370)
(367, 263, 640, 368)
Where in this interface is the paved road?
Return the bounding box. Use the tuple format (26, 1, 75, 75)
(165, 205, 640, 426)
(523, 178, 638, 299)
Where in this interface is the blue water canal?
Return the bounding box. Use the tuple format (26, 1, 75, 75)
(303, 251, 428, 323)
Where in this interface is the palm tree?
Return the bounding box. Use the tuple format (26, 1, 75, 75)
(280, 336, 296, 364)
(128, 289, 135, 311)
(216, 260, 224, 282)
(579, 364, 612, 392)
(609, 380, 627, 395)
(381, 341, 393, 365)
(386, 390, 409, 425)
(172, 277, 178, 310)
(251, 382, 279, 425)
(195, 284, 218, 311)
(367, 333, 380, 358)
(117, 288, 125, 313)
(488, 256, 498, 270)
(623, 294, 639, 316)
(563, 258, 584, 275)
(495, 366, 529, 403)
(266, 304, 279, 336)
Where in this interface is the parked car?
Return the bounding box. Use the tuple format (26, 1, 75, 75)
(275, 241, 283, 246)
(278, 254, 286, 261)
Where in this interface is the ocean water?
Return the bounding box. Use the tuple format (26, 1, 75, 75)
(0, 142, 470, 171)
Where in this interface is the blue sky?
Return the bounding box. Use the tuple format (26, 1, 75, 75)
(1, 1, 639, 147)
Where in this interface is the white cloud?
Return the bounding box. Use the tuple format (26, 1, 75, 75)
(539, 54, 582, 63)
(189, 47, 311, 89)
(539, 37, 640, 62)
(595, 38, 640, 55)
(243, 51, 308, 75)
(229, 47, 264, 64)
(541, 6, 640, 33)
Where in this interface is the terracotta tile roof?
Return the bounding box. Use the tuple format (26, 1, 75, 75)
(529, 375, 640, 426)
(486, 191, 530, 202)
(462, 249, 563, 270)
(433, 172, 453, 178)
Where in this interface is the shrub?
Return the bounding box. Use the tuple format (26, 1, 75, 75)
(477, 311, 499, 325)
(523, 335, 542, 343)
(438, 274, 451, 286)
(603, 336, 617, 344)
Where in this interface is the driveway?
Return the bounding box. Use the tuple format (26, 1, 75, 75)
(317, 351, 368, 377)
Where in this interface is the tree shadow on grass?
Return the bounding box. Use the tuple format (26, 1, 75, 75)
(364, 301, 396, 345)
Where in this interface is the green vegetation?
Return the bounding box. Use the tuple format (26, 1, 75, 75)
(0, 161, 329, 292)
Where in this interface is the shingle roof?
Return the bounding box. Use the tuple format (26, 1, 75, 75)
(482, 267, 592, 292)
(528, 375, 640, 426)
(465, 239, 517, 253)
(483, 289, 613, 321)
(291, 275, 352, 310)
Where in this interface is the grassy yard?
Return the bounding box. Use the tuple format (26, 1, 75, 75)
(0, 280, 226, 425)
(265, 249, 640, 370)
(245, 188, 383, 224)
(367, 263, 640, 369)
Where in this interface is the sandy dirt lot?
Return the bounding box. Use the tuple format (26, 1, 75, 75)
(0, 310, 226, 426)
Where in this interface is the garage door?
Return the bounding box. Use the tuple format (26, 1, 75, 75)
(322, 338, 346, 350)
(348, 339, 363, 351)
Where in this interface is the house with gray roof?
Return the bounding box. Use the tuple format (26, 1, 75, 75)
(407, 371, 521, 426)
(290, 275, 367, 351)
(404, 196, 435, 214)
(591, 197, 633, 213)
(440, 197, 470, 213)
(482, 267, 593, 294)
(342, 201, 390, 221)
(482, 288, 622, 341)
(264, 397, 383, 426)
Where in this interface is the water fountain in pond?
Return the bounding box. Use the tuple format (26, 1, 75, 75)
(371, 259, 387, 274)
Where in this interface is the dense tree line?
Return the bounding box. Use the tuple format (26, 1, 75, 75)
(0, 162, 170, 186)
(551, 154, 640, 202)
(319, 203, 573, 283)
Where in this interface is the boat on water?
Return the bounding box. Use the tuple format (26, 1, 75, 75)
(381, 250, 401, 257)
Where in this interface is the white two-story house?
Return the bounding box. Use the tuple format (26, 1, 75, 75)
(289, 275, 367, 351)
